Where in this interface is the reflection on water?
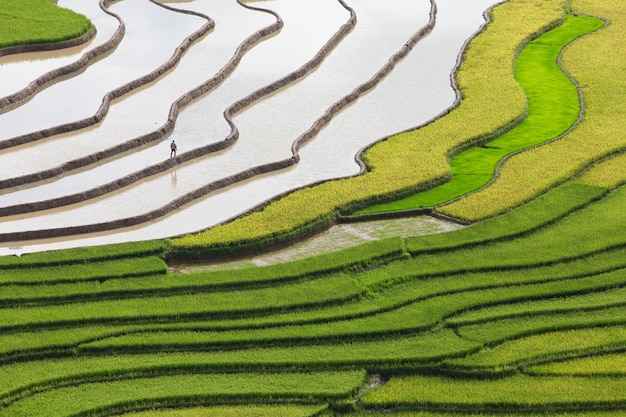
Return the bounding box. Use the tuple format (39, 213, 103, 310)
(171, 170, 178, 189)
(0, 0, 505, 254)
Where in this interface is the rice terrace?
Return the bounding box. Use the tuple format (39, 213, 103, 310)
(0, 0, 625, 415)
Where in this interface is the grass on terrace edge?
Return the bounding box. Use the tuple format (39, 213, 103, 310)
(0, 0, 92, 50)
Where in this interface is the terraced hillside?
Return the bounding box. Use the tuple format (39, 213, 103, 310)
(1, 175, 625, 415)
(1, 0, 625, 416)
(0, 0, 506, 253)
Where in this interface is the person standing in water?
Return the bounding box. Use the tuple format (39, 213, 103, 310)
(170, 140, 177, 158)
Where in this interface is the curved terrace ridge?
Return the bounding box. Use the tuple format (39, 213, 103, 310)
(7, 242, 623, 338)
(0, 0, 214, 155)
(0, 0, 435, 242)
(346, 1, 491, 177)
(0, 0, 354, 217)
(0, 0, 124, 114)
(0, 0, 290, 193)
(290, 0, 437, 155)
(2, 237, 621, 333)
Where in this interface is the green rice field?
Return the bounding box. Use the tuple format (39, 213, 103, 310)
(356, 13, 604, 214)
(0, 0, 92, 50)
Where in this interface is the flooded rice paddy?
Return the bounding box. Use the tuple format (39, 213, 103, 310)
(0, 0, 503, 255)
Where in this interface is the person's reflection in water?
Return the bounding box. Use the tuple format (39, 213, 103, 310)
(171, 170, 177, 189)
